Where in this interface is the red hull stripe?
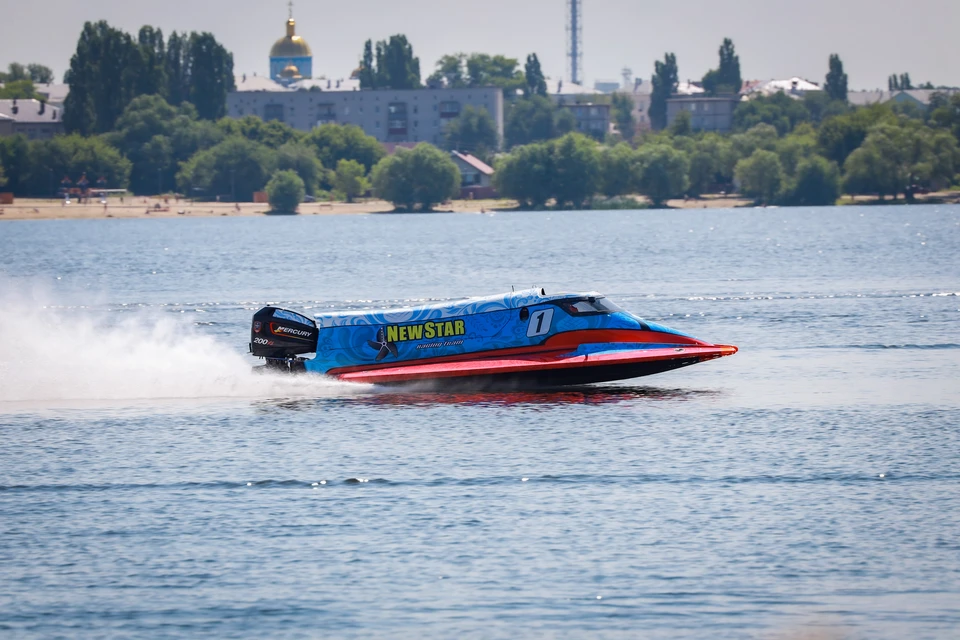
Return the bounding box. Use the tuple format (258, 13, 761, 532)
(337, 345, 738, 385)
(326, 329, 711, 377)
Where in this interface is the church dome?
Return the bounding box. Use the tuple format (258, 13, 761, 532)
(270, 18, 312, 58)
(280, 64, 301, 79)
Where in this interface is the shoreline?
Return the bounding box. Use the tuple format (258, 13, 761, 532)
(0, 192, 956, 221)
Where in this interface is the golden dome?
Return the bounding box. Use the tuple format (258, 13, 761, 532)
(280, 64, 301, 79)
(270, 18, 312, 58)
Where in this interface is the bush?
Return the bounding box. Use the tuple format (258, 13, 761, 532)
(371, 143, 460, 211)
(266, 170, 305, 213)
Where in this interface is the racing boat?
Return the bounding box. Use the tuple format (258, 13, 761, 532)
(250, 289, 737, 388)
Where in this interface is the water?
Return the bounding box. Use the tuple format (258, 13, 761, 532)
(1, 206, 958, 638)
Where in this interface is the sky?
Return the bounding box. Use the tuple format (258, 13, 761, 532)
(1, 0, 958, 91)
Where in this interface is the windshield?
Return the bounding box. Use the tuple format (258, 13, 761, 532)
(558, 297, 624, 315)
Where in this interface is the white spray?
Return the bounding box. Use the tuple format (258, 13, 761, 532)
(0, 284, 359, 406)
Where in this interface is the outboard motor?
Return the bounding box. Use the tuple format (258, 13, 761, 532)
(250, 307, 319, 373)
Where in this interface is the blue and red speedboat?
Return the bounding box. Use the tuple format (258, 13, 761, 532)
(250, 289, 737, 388)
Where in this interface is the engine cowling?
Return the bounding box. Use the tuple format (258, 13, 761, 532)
(250, 307, 318, 360)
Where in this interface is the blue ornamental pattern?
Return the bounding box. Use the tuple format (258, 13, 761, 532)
(302, 289, 695, 375)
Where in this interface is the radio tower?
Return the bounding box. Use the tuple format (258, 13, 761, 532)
(566, 0, 583, 86)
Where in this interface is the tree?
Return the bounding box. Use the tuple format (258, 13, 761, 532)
(695, 133, 737, 189)
(26, 64, 53, 84)
(0, 135, 30, 195)
(63, 21, 142, 134)
(358, 40, 377, 89)
(492, 142, 554, 208)
(551, 133, 601, 208)
(669, 110, 692, 136)
(63, 21, 234, 133)
(504, 96, 571, 148)
(136, 26, 167, 97)
(2, 63, 28, 82)
(333, 159, 370, 202)
(611, 93, 636, 140)
(817, 104, 893, 165)
(165, 31, 189, 106)
(702, 38, 741, 96)
(276, 142, 324, 195)
(443, 105, 499, 159)
(889, 73, 913, 91)
(843, 119, 960, 201)
(930, 93, 960, 146)
(842, 144, 895, 199)
(177, 137, 277, 201)
(106, 95, 223, 194)
(188, 32, 235, 120)
(371, 143, 460, 211)
(266, 170, 305, 213)
(306, 123, 385, 173)
(824, 54, 848, 102)
(735, 149, 783, 204)
(733, 92, 811, 135)
(524, 54, 547, 97)
(781, 155, 840, 206)
(427, 53, 467, 88)
(0, 80, 39, 99)
(635, 144, 689, 206)
(599, 143, 637, 197)
(687, 150, 715, 198)
(218, 115, 303, 149)
(359, 35, 420, 90)
(649, 53, 678, 130)
(774, 126, 818, 176)
(731, 123, 779, 159)
(25, 134, 132, 196)
(466, 54, 523, 95)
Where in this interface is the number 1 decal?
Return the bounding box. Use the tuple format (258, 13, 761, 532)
(526, 307, 554, 337)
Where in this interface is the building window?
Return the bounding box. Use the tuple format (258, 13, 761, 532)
(263, 104, 285, 122)
(439, 101, 460, 118)
(317, 103, 336, 123)
(388, 102, 409, 135)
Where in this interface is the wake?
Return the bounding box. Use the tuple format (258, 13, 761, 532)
(0, 286, 357, 405)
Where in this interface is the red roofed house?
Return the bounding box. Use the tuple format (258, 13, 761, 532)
(450, 151, 496, 199)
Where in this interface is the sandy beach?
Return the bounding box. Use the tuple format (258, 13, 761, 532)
(0, 194, 760, 221)
(4, 191, 955, 221)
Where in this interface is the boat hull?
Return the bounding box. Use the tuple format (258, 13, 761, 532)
(335, 344, 737, 389)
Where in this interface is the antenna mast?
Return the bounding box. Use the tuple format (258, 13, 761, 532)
(566, 0, 583, 86)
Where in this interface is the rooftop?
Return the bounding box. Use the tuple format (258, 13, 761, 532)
(451, 151, 494, 176)
(0, 99, 63, 123)
(234, 74, 289, 92)
(743, 77, 821, 97)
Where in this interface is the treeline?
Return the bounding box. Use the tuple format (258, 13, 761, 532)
(61, 21, 234, 135)
(0, 94, 385, 199)
(0, 92, 463, 213)
(0, 62, 55, 99)
(494, 93, 960, 208)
